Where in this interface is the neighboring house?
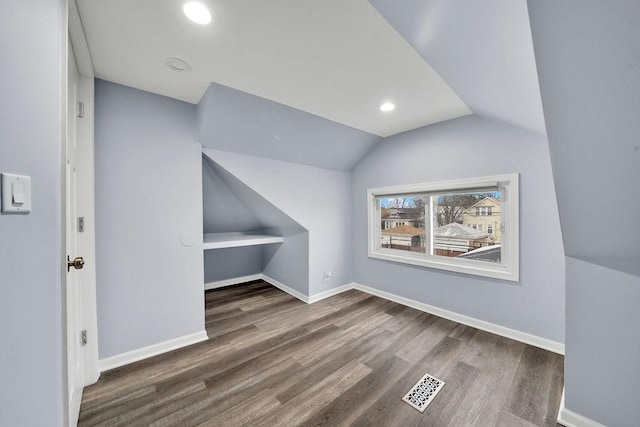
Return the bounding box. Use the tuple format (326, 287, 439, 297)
(461, 197, 501, 243)
(458, 244, 502, 263)
(381, 225, 425, 252)
(433, 222, 491, 257)
(381, 208, 424, 230)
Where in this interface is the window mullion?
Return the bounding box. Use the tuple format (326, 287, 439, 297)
(428, 195, 434, 258)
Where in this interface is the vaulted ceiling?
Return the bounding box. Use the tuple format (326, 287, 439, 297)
(369, 0, 546, 135)
(77, 0, 544, 143)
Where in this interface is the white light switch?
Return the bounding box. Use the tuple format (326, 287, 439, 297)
(12, 182, 25, 205)
(1, 173, 31, 213)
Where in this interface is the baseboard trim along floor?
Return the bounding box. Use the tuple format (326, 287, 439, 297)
(260, 274, 310, 303)
(556, 388, 606, 427)
(205, 274, 263, 291)
(101, 275, 563, 374)
(215, 275, 565, 355)
(82, 282, 564, 425)
(348, 282, 565, 355)
(98, 330, 209, 373)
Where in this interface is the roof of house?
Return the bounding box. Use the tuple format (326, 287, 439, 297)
(458, 244, 502, 262)
(381, 225, 424, 236)
(434, 222, 488, 239)
(463, 197, 501, 213)
(381, 208, 422, 220)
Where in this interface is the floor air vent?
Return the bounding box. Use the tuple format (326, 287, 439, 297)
(402, 373, 445, 413)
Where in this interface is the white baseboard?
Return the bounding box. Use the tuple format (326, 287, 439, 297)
(261, 274, 310, 303)
(350, 282, 565, 355)
(203, 274, 565, 355)
(205, 274, 263, 291)
(207, 273, 353, 305)
(308, 284, 354, 303)
(557, 388, 606, 427)
(98, 330, 209, 373)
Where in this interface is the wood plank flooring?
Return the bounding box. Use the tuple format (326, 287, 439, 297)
(79, 281, 564, 426)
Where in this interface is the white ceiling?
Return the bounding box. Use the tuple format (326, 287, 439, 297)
(76, 0, 471, 137)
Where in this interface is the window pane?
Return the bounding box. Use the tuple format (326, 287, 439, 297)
(432, 191, 502, 263)
(378, 195, 427, 253)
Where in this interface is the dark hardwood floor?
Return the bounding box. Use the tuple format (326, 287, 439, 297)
(79, 281, 564, 426)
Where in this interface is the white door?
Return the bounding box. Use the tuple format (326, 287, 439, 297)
(66, 39, 85, 426)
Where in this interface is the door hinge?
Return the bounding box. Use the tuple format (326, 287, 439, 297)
(78, 217, 85, 233)
(78, 102, 85, 118)
(81, 330, 88, 345)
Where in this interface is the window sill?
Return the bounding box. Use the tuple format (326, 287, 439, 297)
(368, 249, 519, 282)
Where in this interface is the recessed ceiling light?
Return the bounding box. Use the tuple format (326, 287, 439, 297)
(380, 102, 396, 112)
(183, 2, 212, 25)
(166, 57, 192, 73)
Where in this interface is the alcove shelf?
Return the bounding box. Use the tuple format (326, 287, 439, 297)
(203, 232, 284, 250)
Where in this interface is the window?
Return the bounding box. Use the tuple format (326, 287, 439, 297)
(475, 206, 493, 216)
(368, 173, 519, 281)
(475, 206, 494, 216)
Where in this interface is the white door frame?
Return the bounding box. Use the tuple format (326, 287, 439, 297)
(67, 39, 84, 423)
(70, 0, 99, 384)
(64, 1, 99, 425)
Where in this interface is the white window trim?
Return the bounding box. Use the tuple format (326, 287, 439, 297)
(367, 173, 519, 282)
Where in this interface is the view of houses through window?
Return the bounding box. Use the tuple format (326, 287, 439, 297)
(380, 195, 428, 253)
(378, 191, 502, 263)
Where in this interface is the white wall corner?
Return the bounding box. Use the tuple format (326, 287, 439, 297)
(557, 388, 606, 427)
(98, 330, 208, 373)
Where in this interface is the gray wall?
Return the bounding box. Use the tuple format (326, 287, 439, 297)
(527, 1, 640, 424)
(565, 257, 640, 426)
(527, 0, 640, 260)
(95, 80, 204, 359)
(204, 149, 351, 296)
(203, 158, 263, 233)
(204, 246, 264, 283)
(0, 0, 66, 425)
(351, 115, 565, 343)
(263, 232, 310, 294)
(198, 83, 381, 172)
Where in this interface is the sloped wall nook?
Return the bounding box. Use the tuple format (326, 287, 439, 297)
(202, 153, 309, 294)
(202, 149, 354, 297)
(197, 81, 371, 297)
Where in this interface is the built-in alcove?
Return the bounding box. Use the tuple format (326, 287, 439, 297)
(202, 153, 309, 292)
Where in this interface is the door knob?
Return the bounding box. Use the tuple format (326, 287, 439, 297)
(67, 256, 85, 272)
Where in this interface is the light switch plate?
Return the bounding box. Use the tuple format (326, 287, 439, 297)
(1, 173, 31, 213)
